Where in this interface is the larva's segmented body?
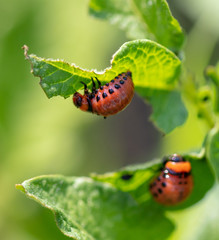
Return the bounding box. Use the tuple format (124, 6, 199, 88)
(73, 71, 134, 118)
(149, 154, 193, 206)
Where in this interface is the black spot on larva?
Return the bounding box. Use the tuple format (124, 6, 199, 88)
(157, 177, 161, 181)
(95, 90, 98, 94)
(111, 79, 115, 83)
(179, 181, 182, 185)
(158, 188, 163, 194)
(166, 168, 183, 176)
(119, 73, 122, 76)
(162, 182, 166, 187)
(96, 96, 100, 102)
(121, 174, 133, 180)
(105, 83, 109, 86)
(153, 193, 158, 198)
(109, 89, 114, 94)
(153, 182, 157, 186)
(163, 173, 169, 178)
(123, 77, 127, 80)
(89, 93, 95, 99)
(102, 92, 107, 98)
(184, 172, 191, 177)
(120, 80, 124, 84)
(100, 86, 104, 90)
(115, 76, 119, 79)
(114, 84, 121, 89)
(149, 184, 153, 189)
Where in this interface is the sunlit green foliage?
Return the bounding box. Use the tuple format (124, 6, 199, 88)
(7, 0, 219, 239)
(24, 39, 185, 133)
(89, 0, 185, 52)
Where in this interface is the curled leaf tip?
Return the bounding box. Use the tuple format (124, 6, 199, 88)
(15, 184, 26, 193)
(22, 45, 29, 59)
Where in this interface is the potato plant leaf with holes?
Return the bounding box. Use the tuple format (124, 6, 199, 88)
(16, 152, 215, 240)
(24, 39, 186, 134)
(89, 0, 185, 53)
(91, 153, 214, 207)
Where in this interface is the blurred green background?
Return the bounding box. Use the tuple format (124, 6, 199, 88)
(0, 0, 218, 239)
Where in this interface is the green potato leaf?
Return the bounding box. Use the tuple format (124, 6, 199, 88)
(89, 0, 185, 52)
(92, 159, 161, 203)
(24, 40, 181, 99)
(16, 175, 174, 240)
(135, 88, 188, 133)
(206, 126, 219, 180)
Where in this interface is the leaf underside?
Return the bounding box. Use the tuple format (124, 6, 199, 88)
(25, 40, 184, 133)
(25, 40, 181, 99)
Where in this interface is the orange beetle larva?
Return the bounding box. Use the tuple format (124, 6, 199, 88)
(73, 71, 134, 118)
(149, 154, 193, 206)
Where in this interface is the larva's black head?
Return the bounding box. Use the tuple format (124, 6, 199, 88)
(162, 154, 184, 166)
(73, 92, 91, 112)
(127, 70, 132, 77)
(169, 154, 184, 162)
(73, 92, 83, 108)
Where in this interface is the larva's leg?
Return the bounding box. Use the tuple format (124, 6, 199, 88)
(80, 81, 89, 95)
(91, 77, 96, 93)
(95, 77, 101, 88)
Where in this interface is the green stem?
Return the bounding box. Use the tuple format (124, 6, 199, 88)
(184, 15, 218, 82)
(200, 105, 216, 129)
